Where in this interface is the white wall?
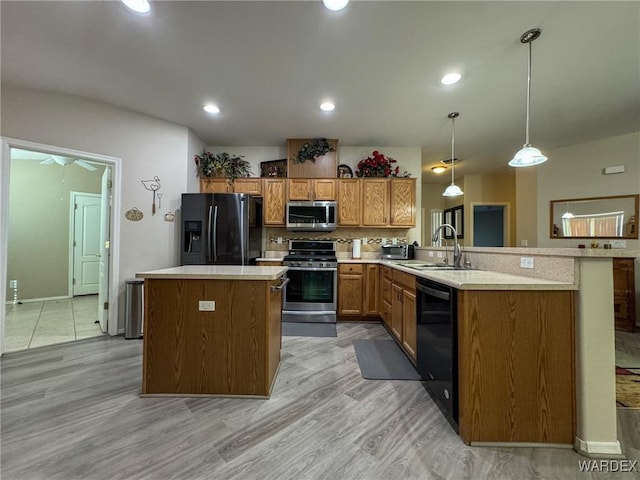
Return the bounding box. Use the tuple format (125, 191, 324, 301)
(535, 131, 640, 249)
(1, 86, 201, 331)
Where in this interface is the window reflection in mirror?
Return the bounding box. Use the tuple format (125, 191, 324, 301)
(550, 194, 638, 239)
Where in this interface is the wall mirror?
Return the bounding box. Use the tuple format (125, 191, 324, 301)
(550, 194, 638, 239)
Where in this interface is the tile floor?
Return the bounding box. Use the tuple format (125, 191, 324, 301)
(4, 295, 104, 352)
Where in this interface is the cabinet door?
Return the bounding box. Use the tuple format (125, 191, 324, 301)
(313, 179, 336, 200)
(363, 264, 379, 316)
(263, 179, 286, 225)
(233, 178, 262, 195)
(391, 283, 403, 340)
(390, 178, 416, 226)
(287, 179, 312, 201)
(362, 179, 389, 226)
(613, 258, 636, 332)
(338, 179, 361, 226)
(199, 177, 230, 193)
(338, 274, 363, 316)
(402, 288, 417, 361)
(381, 299, 392, 328)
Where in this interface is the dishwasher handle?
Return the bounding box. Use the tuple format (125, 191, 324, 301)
(416, 282, 450, 301)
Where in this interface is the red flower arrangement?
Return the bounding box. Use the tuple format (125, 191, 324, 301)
(355, 151, 400, 177)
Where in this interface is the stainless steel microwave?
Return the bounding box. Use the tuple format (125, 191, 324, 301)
(286, 201, 337, 232)
(381, 243, 414, 260)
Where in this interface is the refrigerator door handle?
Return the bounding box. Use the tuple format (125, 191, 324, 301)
(213, 205, 218, 262)
(207, 205, 213, 263)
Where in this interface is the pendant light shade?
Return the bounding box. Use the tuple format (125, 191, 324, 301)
(509, 28, 548, 168)
(443, 112, 463, 197)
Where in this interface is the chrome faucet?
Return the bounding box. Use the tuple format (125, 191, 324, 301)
(432, 223, 462, 268)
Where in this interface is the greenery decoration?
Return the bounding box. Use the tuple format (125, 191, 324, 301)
(194, 151, 252, 181)
(355, 150, 400, 177)
(294, 138, 336, 164)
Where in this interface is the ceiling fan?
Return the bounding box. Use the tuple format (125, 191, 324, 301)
(39, 155, 97, 171)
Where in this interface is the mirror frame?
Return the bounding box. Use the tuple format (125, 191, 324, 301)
(549, 194, 638, 239)
(444, 205, 464, 239)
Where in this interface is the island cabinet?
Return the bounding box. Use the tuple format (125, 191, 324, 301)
(139, 270, 286, 397)
(287, 178, 336, 201)
(263, 178, 287, 225)
(390, 269, 416, 361)
(337, 263, 379, 318)
(199, 177, 262, 195)
(457, 289, 576, 444)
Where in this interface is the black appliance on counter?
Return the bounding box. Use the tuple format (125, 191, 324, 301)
(180, 193, 262, 265)
(282, 240, 337, 323)
(416, 277, 459, 431)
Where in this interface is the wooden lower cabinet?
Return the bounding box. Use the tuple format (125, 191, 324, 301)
(256, 261, 283, 267)
(380, 266, 393, 328)
(613, 257, 636, 332)
(457, 289, 576, 444)
(338, 263, 379, 318)
(389, 269, 416, 362)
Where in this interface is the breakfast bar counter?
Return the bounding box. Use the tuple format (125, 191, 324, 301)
(136, 265, 288, 397)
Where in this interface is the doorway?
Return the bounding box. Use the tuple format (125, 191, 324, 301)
(471, 203, 510, 247)
(0, 138, 121, 354)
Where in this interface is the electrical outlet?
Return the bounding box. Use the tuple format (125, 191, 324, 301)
(381, 237, 387, 245)
(436, 251, 443, 258)
(362, 237, 368, 245)
(277, 237, 283, 244)
(520, 257, 534, 269)
(392, 237, 398, 245)
(428, 251, 434, 257)
(610, 240, 626, 248)
(199, 301, 215, 311)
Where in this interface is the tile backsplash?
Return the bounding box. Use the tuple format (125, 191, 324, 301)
(265, 227, 410, 254)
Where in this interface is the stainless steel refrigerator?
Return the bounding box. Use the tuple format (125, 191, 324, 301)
(180, 193, 262, 265)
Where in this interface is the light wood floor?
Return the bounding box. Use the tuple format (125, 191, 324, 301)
(1, 322, 639, 480)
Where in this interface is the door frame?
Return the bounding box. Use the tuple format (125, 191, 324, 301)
(69, 191, 101, 297)
(0, 137, 122, 352)
(469, 202, 511, 247)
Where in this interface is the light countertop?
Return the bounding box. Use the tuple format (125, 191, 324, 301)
(136, 265, 288, 280)
(381, 261, 577, 290)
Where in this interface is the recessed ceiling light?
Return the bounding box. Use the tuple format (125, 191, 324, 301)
(320, 102, 335, 112)
(431, 165, 447, 174)
(322, 0, 349, 11)
(122, 0, 150, 14)
(203, 104, 220, 114)
(440, 72, 462, 85)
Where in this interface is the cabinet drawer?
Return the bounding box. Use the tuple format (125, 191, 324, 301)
(382, 277, 392, 303)
(339, 263, 364, 274)
(382, 266, 393, 280)
(392, 269, 416, 291)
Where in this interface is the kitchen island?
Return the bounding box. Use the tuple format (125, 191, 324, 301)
(135, 265, 288, 397)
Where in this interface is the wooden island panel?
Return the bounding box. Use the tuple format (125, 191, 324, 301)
(457, 289, 575, 444)
(142, 277, 281, 396)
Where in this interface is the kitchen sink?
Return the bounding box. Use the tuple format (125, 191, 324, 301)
(395, 262, 477, 271)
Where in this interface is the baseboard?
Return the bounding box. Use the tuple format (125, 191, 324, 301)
(574, 437, 624, 458)
(5, 295, 70, 305)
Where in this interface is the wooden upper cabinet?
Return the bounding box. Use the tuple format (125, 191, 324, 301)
(390, 178, 416, 226)
(287, 178, 336, 201)
(362, 179, 389, 226)
(199, 177, 231, 193)
(233, 178, 263, 196)
(263, 178, 286, 225)
(338, 179, 361, 226)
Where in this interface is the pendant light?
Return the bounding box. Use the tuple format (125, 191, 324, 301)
(443, 112, 463, 197)
(509, 28, 548, 167)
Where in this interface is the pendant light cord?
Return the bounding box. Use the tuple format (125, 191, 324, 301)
(451, 116, 456, 184)
(525, 40, 532, 146)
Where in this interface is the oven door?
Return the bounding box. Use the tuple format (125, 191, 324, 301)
(283, 266, 337, 312)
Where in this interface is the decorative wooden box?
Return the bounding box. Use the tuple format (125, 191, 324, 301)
(287, 138, 338, 178)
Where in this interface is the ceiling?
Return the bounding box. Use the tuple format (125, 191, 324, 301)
(2, 1, 639, 183)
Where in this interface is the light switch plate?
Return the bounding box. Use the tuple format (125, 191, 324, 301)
(436, 251, 443, 258)
(610, 240, 626, 248)
(428, 251, 434, 257)
(520, 257, 534, 269)
(199, 301, 215, 311)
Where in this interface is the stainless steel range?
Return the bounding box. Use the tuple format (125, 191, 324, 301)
(282, 240, 337, 323)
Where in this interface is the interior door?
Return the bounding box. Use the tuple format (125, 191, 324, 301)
(72, 193, 101, 296)
(98, 167, 111, 331)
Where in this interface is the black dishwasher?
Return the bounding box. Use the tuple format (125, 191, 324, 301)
(416, 277, 458, 431)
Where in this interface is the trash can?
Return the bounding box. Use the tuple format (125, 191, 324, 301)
(125, 279, 144, 339)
